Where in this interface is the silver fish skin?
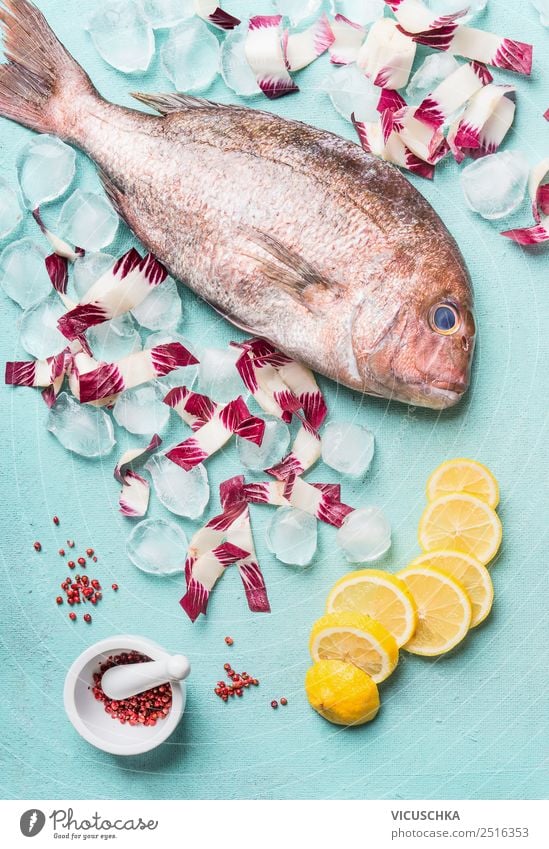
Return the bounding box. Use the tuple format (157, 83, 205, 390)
(0, 0, 475, 410)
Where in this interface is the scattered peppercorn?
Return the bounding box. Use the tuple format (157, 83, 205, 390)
(86, 548, 94, 556)
(67, 540, 75, 548)
(33, 541, 41, 552)
(112, 583, 118, 591)
(67, 560, 75, 569)
(280, 697, 288, 706)
(69, 612, 77, 621)
(53, 516, 60, 525)
(58, 548, 65, 556)
(56, 596, 63, 605)
(77, 557, 86, 566)
(83, 613, 92, 623)
(271, 700, 279, 709)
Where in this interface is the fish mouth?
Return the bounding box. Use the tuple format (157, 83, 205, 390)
(430, 378, 468, 394)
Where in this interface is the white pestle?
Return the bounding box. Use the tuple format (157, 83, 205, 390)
(100, 652, 191, 701)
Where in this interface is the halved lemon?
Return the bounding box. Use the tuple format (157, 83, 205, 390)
(426, 458, 499, 509)
(309, 611, 398, 684)
(325, 569, 417, 647)
(409, 551, 493, 628)
(418, 493, 502, 565)
(398, 565, 472, 656)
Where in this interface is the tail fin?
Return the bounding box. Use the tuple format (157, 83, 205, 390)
(0, 0, 94, 134)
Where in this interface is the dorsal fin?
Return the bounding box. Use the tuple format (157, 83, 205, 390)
(130, 91, 232, 115)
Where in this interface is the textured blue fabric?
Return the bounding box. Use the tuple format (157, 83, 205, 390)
(0, 1, 547, 800)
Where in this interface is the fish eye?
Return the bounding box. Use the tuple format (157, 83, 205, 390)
(429, 303, 460, 335)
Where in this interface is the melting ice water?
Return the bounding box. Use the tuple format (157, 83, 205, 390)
(460, 151, 530, 220)
(161, 18, 220, 93)
(221, 25, 261, 97)
(266, 507, 318, 566)
(329, 0, 384, 25)
(87, 0, 155, 73)
(126, 517, 188, 576)
(531, 0, 549, 26)
(16, 135, 76, 209)
(142, 0, 194, 28)
(406, 53, 460, 105)
(0, 238, 50, 309)
(47, 391, 115, 457)
(146, 453, 210, 519)
(19, 292, 66, 360)
(147, 330, 199, 391)
(131, 277, 182, 331)
(321, 421, 375, 477)
(273, 0, 321, 25)
(323, 64, 380, 124)
(198, 346, 245, 404)
(113, 383, 170, 434)
(0, 179, 22, 239)
(237, 416, 291, 471)
(72, 252, 115, 299)
(58, 189, 119, 252)
(87, 314, 142, 362)
(336, 506, 391, 563)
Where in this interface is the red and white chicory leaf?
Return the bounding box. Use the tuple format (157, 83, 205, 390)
(284, 14, 334, 72)
(243, 475, 354, 527)
(77, 342, 198, 403)
(114, 434, 162, 518)
(193, 0, 240, 30)
(165, 396, 265, 471)
(357, 17, 417, 90)
(58, 250, 168, 341)
(32, 208, 82, 261)
(414, 60, 492, 129)
(450, 84, 516, 160)
(245, 16, 299, 99)
(163, 385, 218, 431)
(328, 14, 366, 65)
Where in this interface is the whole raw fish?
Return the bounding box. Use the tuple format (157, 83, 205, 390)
(0, 0, 475, 409)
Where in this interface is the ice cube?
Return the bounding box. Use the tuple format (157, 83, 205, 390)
(321, 421, 375, 477)
(336, 506, 391, 563)
(131, 277, 182, 331)
(142, 0, 194, 28)
(72, 252, 115, 299)
(47, 391, 115, 457)
(126, 517, 188, 576)
(198, 346, 245, 403)
(161, 19, 220, 93)
(87, 0, 155, 73)
(146, 330, 199, 390)
(266, 507, 317, 566)
(19, 292, 66, 359)
(87, 314, 142, 362)
(0, 238, 50, 309)
(323, 64, 380, 124)
(460, 151, 530, 220)
(273, 0, 321, 25)
(329, 0, 384, 25)
(16, 135, 76, 210)
(57, 189, 118, 252)
(145, 453, 209, 519)
(426, 0, 487, 23)
(221, 24, 261, 97)
(531, 0, 549, 26)
(406, 53, 460, 104)
(0, 178, 22, 239)
(113, 383, 170, 434)
(237, 416, 290, 471)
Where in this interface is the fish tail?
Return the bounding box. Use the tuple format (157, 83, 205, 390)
(0, 0, 94, 134)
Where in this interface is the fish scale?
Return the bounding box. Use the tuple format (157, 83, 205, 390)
(0, 0, 475, 409)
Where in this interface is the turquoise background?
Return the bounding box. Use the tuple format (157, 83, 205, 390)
(0, 0, 548, 800)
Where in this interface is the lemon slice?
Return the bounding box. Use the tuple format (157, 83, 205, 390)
(325, 569, 417, 647)
(418, 493, 502, 565)
(305, 659, 380, 726)
(426, 458, 499, 508)
(309, 611, 398, 683)
(409, 551, 493, 628)
(398, 565, 472, 656)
